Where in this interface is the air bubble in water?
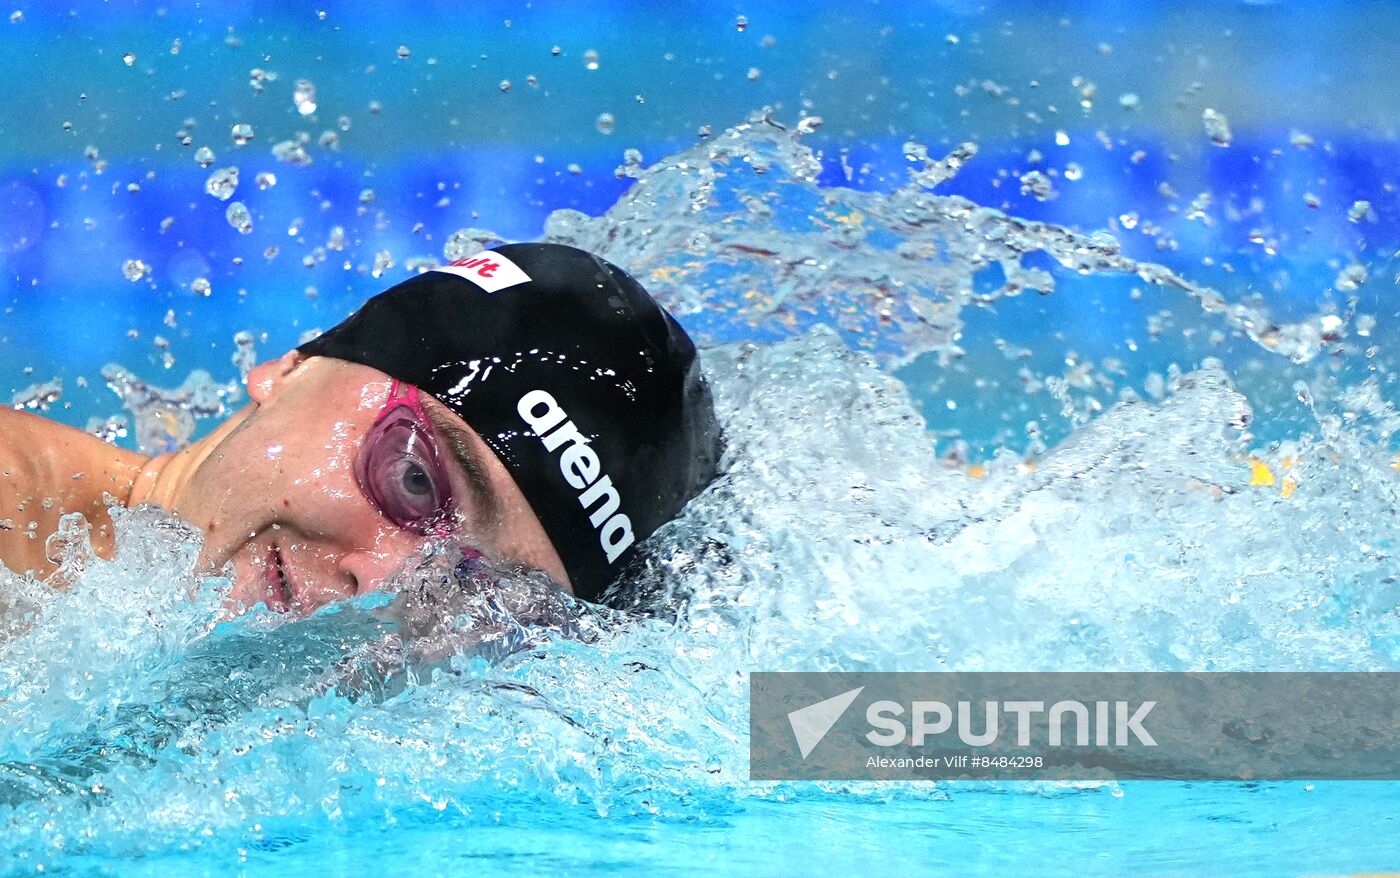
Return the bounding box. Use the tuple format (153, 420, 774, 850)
(796, 115, 822, 134)
(204, 166, 239, 200)
(567, 163, 582, 175)
(1202, 108, 1232, 147)
(1054, 130, 1070, 146)
(1119, 93, 1140, 110)
(226, 201, 253, 234)
(230, 123, 254, 146)
(1063, 162, 1083, 181)
(736, 14, 748, 31)
(499, 79, 511, 93)
(122, 52, 135, 67)
(191, 277, 211, 297)
(396, 45, 411, 59)
(9, 10, 20, 23)
(256, 171, 277, 189)
(293, 79, 317, 116)
(121, 259, 149, 282)
(1348, 200, 1373, 223)
(194, 146, 216, 167)
(595, 112, 616, 135)
(583, 49, 599, 70)
(747, 67, 761, 81)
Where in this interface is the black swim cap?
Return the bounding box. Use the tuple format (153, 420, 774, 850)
(298, 242, 722, 603)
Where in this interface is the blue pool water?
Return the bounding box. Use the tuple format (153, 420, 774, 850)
(2, 2, 1400, 875)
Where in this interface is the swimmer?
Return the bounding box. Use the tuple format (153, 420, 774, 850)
(0, 243, 722, 611)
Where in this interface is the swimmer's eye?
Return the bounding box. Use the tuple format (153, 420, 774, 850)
(355, 412, 456, 534)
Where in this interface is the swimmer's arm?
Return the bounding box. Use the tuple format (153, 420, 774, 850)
(0, 409, 145, 578)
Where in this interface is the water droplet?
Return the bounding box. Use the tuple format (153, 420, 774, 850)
(1019, 170, 1055, 201)
(1201, 108, 1232, 147)
(1054, 130, 1070, 146)
(230, 123, 254, 146)
(1335, 263, 1368, 292)
(567, 163, 583, 175)
(1304, 192, 1321, 209)
(121, 259, 149, 282)
(256, 171, 277, 190)
(499, 79, 511, 93)
(191, 277, 211, 296)
(1118, 93, 1140, 110)
(595, 112, 616, 135)
(8, 10, 21, 23)
(396, 45, 411, 59)
(122, 52, 136, 67)
(735, 14, 748, 32)
(193, 146, 216, 167)
(615, 148, 645, 179)
(226, 201, 253, 234)
(583, 49, 599, 70)
(368, 100, 383, 115)
(551, 45, 561, 56)
(1063, 162, 1083, 182)
(747, 67, 761, 81)
(1348, 200, 1374, 223)
(1289, 129, 1315, 150)
(293, 79, 317, 116)
(272, 140, 312, 166)
(204, 166, 239, 201)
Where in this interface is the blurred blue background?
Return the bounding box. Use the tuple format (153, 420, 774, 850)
(0, 0, 1395, 453)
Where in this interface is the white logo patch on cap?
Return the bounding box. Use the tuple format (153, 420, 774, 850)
(433, 250, 532, 293)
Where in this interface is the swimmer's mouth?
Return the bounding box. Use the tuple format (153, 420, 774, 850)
(262, 545, 293, 613)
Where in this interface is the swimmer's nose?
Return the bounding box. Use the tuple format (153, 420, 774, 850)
(335, 550, 397, 595)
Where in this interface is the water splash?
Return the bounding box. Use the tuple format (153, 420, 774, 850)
(542, 111, 1347, 368)
(101, 365, 243, 453)
(3, 324, 1399, 862)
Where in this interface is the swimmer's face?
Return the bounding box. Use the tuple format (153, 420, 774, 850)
(172, 352, 570, 614)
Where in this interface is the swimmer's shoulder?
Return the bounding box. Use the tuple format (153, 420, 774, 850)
(0, 408, 146, 491)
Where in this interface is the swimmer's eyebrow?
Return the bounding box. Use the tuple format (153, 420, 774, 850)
(421, 402, 502, 529)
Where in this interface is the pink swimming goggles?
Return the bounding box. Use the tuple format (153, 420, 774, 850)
(355, 380, 462, 538)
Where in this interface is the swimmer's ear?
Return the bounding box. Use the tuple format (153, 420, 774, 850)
(247, 350, 304, 405)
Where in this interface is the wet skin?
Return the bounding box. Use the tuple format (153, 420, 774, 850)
(0, 352, 571, 613)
